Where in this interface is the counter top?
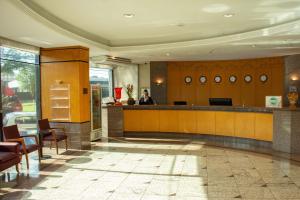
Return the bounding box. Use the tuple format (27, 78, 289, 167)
(103, 105, 300, 113)
(123, 105, 275, 113)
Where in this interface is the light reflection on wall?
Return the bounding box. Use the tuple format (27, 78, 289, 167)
(113, 64, 139, 100)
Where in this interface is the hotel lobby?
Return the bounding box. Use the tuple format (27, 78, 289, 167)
(1, 0, 300, 199)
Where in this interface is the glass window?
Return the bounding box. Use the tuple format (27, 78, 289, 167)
(89, 67, 113, 98)
(1, 46, 39, 136)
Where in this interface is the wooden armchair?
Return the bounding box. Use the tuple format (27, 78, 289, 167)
(0, 142, 21, 173)
(2, 125, 40, 170)
(38, 119, 68, 154)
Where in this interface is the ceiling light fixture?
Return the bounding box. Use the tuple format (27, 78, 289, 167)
(224, 13, 234, 18)
(202, 4, 230, 13)
(123, 13, 135, 18)
(166, 53, 170, 56)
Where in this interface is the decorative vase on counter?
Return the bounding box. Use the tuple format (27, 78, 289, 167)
(114, 87, 123, 106)
(126, 84, 135, 105)
(127, 98, 135, 105)
(287, 91, 298, 108)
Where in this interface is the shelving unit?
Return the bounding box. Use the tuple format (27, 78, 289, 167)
(50, 83, 71, 122)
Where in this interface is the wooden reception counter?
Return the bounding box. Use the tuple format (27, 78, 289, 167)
(102, 105, 300, 153)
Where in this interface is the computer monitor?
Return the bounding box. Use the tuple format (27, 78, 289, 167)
(209, 98, 232, 106)
(174, 101, 187, 105)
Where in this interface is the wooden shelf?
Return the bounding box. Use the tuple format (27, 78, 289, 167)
(51, 118, 70, 121)
(50, 83, 71, 122)
(51, 97, 69, 100)
(50, 88, 69, 91)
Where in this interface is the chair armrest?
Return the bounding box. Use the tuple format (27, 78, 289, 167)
(39, 129, 51, 134)
(50, 127, 65, 131)
(50, 127, 66, 135)
(5, 138, 26, 153)
(0, 142, 20, 154)
(21, 135, 39, 145)
(50, 129, 58, 140)
(5, 138, 24, 144)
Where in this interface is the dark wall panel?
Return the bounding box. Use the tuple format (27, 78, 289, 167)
(150, 62, 168, 104)
(284, 55, 300, 106)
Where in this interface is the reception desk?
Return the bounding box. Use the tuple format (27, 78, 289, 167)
(102, 105, 300, 153)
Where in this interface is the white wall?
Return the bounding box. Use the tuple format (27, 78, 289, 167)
(113, 64, 138, 100)
(138, 63, 151, 96)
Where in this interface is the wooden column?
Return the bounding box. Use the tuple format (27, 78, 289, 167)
(40, 46, 91, 150)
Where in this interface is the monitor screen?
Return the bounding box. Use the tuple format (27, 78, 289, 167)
(209, 98, 232, 106)
(174, 101, 187, 105)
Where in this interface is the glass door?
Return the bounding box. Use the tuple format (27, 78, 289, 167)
(0, 46, 39, 138)
(89, 67, 113, 141)
(90, 84, 101, 141)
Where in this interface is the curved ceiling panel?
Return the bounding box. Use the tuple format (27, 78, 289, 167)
(26, 0, 300, 46)
(1, 0, 300, 63)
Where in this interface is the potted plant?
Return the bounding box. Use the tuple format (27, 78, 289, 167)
(126, 84, 135, 105)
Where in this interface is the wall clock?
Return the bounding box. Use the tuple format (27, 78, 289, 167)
(260, 74, 268, 83)
(229, 75, 237, 83)
(214, 75, 222, 83)
(244, 75, 252, 83)
(199, 75, 207, 84)
(184, 76, 192, 84)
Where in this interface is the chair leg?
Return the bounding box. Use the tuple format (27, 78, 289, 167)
(65, 139, 68, 151)
(16, 164, 19, 173)
(25, 153, 29, 170)
(38, 148, 41, 163)
(55, 141, 59, 155)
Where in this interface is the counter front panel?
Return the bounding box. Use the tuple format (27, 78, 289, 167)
(123, 109, 273, 141)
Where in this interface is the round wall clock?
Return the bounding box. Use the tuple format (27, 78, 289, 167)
(244, 75, 252, 83)
(229, 75, 237, 83)
(214, 75, 222, 83)
(184, 76, 192, 84)
(199, 75, 207, 84)
(260, 74, 268, 83)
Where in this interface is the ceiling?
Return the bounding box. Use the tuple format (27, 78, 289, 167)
(1, 0, 300, 63)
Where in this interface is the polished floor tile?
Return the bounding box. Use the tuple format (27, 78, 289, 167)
(1, 138, 300, 200)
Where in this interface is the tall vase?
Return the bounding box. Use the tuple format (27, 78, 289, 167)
(114, 87, 122, 105)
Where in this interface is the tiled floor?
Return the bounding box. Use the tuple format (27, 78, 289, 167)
(1, 138, 300, 200)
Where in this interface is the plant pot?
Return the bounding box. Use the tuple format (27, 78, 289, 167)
(127, 98, 135, 105)
(287, 91, 299, 108)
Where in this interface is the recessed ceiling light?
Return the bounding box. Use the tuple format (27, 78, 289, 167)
(224, 13, 234, 18)
(251, 44, 256, 48)
(166, 53, 170, 56)
(123, 13, 135, 18)
(203, 4, 230, 13)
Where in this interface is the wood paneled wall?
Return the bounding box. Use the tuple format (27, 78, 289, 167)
(41, 46, 90, 123)
(167, 57, 284, 107)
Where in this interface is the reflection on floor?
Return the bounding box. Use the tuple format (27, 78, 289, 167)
(1, 138, 300, 200)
